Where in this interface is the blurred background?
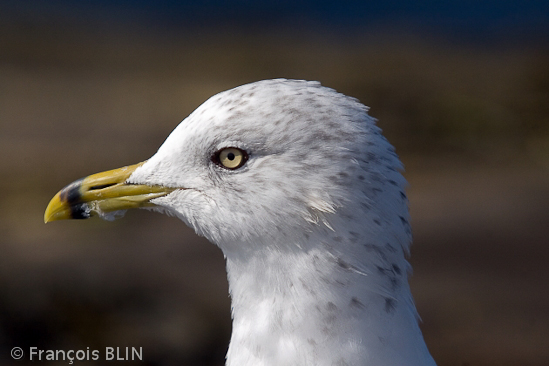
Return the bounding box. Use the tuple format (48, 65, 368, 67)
(1, 1, 548, 365)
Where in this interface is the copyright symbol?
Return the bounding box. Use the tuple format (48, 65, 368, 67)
(11, 347, 23, 360)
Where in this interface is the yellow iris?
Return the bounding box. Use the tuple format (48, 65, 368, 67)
(219, 148, 246, 169)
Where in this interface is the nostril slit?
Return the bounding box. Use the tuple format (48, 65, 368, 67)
(89, 183, 116, 191)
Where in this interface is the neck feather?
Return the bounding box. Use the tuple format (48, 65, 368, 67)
(223, 230, 435, 366)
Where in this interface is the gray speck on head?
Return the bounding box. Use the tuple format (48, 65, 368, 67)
(326, 302, 338, 312)
(384, 298, 396, 314)
(350, 297, 365, 309)
(336, 258, 352, 271)
(384, 243, 397, 253)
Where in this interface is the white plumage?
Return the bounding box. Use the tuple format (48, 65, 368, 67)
(125, 79, 436, 365)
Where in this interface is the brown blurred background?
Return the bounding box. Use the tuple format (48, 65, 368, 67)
(1, 1, 549, 365)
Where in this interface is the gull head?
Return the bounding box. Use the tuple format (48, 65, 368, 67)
(46, 79, 409, 255)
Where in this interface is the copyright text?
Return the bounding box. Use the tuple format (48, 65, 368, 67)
(11, 347, 143, 363)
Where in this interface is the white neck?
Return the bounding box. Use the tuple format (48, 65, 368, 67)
(223, 232, 435, 366)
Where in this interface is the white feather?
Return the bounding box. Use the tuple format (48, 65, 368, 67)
(127, 79, 436, 366)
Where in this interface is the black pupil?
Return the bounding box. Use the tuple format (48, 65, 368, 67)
(227, 152, 235, 160)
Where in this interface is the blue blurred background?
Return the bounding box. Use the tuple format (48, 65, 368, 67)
(3, 0, 549, 36)
(1, 1, 548, 365)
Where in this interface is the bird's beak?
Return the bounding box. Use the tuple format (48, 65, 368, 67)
(44, 162, 175, 223)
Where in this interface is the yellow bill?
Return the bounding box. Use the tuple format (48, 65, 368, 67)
(44, 162, 175, 223)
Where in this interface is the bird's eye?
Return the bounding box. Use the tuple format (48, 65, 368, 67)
(214, 147, 248, 169)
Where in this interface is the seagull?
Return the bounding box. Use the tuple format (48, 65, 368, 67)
(45, 79, 436, 366)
